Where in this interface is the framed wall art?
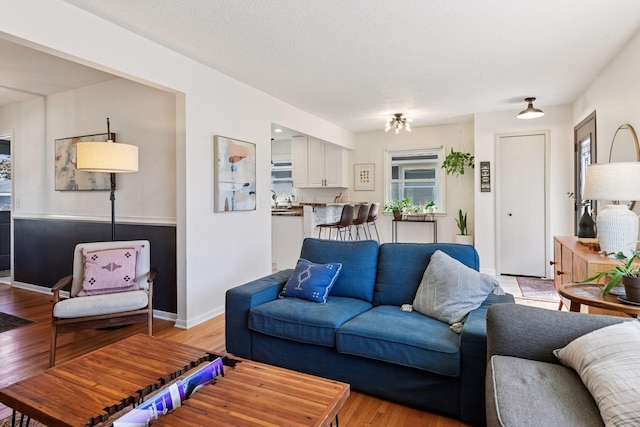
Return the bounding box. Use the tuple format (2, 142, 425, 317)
(214, 135, 256, 212)
(354, 163, 375, 191)
(55, 132, 114, 191)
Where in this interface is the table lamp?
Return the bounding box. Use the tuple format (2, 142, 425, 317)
(583, 162, 640, 257)
(76, 118, 138, 241)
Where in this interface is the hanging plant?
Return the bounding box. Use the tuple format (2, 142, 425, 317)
(442, 148, 474, 177)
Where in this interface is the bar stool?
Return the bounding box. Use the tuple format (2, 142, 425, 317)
(365, 203, 380, 241)
(351, 204, 370, 240)
(317, 204, 355, 240)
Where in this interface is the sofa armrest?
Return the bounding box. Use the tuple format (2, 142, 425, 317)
(225, 269, 293, 358)
(487, 303, 629, 364)
(459, 293, 514, 426)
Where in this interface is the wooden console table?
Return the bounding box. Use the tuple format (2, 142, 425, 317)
(392, 219, 437, 243)
(558, 283, 639, 317)
(0, 334, 349, 427)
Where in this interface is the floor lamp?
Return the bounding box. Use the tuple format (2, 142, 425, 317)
(76, 119, 139, 241)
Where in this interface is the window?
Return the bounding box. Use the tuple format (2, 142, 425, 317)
(385, 147, 445, 211)
(271, 161, 293, 198)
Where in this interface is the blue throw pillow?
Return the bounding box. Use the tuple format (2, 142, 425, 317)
(279, 258, 342, 303)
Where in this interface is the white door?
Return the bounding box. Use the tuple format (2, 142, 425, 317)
(498, 133, 546, 277)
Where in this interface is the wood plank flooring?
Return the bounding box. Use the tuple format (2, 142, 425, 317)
(0, 284, 470, 426)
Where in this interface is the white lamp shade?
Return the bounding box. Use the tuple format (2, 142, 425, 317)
(583, 162, 640, 256)
(76, 142, 138, 173)
(583, 162, 640, 202)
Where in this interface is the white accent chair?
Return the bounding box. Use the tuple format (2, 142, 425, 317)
(50, 240, 157, 367)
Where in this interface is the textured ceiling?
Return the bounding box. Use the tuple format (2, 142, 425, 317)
(8, 1, 640, 132)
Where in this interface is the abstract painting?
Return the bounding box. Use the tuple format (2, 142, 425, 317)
(55, 133, 113, 191)
(214, 135, 256, 212)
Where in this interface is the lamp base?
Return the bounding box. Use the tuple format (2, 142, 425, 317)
(596, 204, 638, 257)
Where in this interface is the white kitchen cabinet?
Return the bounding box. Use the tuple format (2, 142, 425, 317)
(291, 136, 308, 188)
(292, 136, 348, 188)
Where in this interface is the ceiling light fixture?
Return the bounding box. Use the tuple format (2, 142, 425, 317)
(385, 113, 412, 134)
(517, 97, 545, 119)
(274, 128, 283, 133)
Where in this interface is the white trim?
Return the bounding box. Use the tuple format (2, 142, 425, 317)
(173, 306, 225, 330)
(495, 130, 550, 278)
(12, 213, 176, 226)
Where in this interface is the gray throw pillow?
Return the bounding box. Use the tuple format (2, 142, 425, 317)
(412, 250, 499, 324)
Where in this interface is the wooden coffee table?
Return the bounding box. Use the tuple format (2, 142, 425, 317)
(0, 334, 349, 427)
(558, 283, 640, 317)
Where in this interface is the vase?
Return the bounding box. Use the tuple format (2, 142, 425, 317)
(623, 276, 640, 303)
(454, 235, 474, 246)
(577, 207, 596, 238)
(393, 210, 402, 221)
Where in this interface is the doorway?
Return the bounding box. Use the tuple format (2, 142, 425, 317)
(496, 132, 548, 277)
(0, 136, 10, 282)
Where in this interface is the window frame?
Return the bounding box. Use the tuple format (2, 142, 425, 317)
(384, 146, 446, 214)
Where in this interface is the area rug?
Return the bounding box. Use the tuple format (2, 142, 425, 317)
(0, 413, 45, 427)
(0, 312, 33, 334)
(516, 276, 560, 302)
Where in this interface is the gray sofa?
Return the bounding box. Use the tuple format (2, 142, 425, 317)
(485, 303, 630, 427)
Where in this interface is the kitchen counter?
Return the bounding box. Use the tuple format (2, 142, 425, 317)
(299, 201, 367, 207)
(271, 207, 303, 216)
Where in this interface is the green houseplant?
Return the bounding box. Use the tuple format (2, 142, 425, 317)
(580, 250, 640, 301)
(455, 209, 468, 235)
(454, 209, 473, 245)
(442, 148, 474, 177)
(384, 197, 412, 220)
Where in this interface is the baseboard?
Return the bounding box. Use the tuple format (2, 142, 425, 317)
(173, 306, 224, 330)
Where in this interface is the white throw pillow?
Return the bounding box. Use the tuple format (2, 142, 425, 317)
(553, 320, 640, 427)
(412, 250, 499, 325)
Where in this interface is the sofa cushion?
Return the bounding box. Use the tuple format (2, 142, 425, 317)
(279, 258, 342, 303)
(374, 243, 479, 306)
(553, 319, 640, 427)
(487, 355, 603, 427)
(336, 305, 461, 376)
(299, 238, 379, 302)
(249, 296, 373, 347)
(413, 250, 499, 325)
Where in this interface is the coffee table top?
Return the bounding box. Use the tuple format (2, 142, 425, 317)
(0, 334, 349, 427)
(150, 360, 349, 427)
(558, 283, 640, 317)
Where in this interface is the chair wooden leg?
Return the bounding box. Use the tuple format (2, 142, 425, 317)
(50, 324, 57, 367)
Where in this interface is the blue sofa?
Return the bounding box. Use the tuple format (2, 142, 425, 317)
(226, 238, 514, 426)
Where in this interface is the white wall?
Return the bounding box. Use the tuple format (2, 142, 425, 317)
(474, 105, 574, 277)
(574, 28, 640, 165)
(30, 78, 174, 223)
(351, 122, 475, 243)
(0, 0, 354, 327)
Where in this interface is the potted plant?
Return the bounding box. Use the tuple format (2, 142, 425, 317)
(442, 148, 474, 177)
(580, 250, 640, 302)
(454, 209, 473, 245)
(384, 197, 412, 220)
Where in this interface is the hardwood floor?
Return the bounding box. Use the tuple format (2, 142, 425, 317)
(0, 284, 470, 426)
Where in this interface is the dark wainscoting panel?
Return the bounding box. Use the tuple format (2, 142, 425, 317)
(14, 219, 177, 313)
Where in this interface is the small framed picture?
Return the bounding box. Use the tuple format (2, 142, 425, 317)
(354, 163, 375, 191)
